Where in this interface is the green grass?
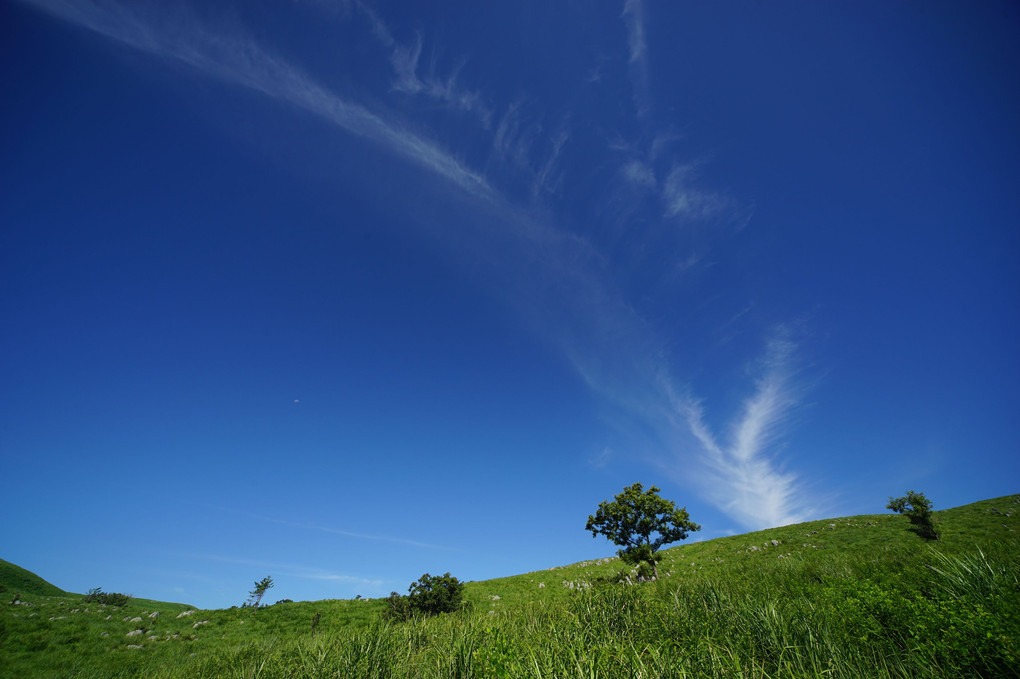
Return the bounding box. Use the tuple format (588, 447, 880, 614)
(2, 495, 1018, 677)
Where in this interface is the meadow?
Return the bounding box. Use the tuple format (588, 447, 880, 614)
(2, 495, 1017, 678)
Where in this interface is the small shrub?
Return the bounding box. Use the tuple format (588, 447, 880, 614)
(82, 588, 131, 607)
(275, 599, 293, 605)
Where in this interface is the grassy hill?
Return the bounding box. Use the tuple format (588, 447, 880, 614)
(0, 558, 67, 598)
(2, 494, 1017, 678)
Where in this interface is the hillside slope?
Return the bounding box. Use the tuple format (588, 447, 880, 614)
(2, 494, 1017, 678)
(0, 558, 66, 598)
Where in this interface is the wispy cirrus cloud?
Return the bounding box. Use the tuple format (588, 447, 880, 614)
(205, 504, 450, 551)
(662, 163, 731, 221)
(622, 0, 647, 66)
(183, 553, 383, 586)
(669, 329, 811, 529)
(389, 32, 493, 127)
(621, 0, 651, 116)
(23, 0, 493, 202)
(252, 514, 450, 551)
(23, 0, 813, 531)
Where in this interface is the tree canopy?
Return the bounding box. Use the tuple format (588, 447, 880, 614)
(586, 483, 701, 580)
(887, 490, 939, 541)
(244, 576, 274, 609)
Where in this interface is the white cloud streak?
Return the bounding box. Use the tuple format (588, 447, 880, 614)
(390, 32, 493, 127)
(622, 0, 647, 65)
(621, 0, 651, 116)
(623, 160, 656, 188)
(24, 0, 812, 531)
(24, 0, 493, 202)
(666, 330, 810, 529)
(184, 553, 383, 586)
(255, 515, 450, 551)
(663, 164, 729, 220)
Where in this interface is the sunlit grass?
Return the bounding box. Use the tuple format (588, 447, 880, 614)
(2, 495, 1018, 677)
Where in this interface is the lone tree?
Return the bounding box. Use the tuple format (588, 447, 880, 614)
(586, 483, 701, 580)
(244, 576, 274, 609)
(386, 572, 465, 621)
(887, 490, 940, 541)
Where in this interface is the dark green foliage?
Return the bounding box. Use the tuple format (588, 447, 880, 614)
(310, 610, 321, 635)
(385, 590, 413, 622)
(386, 572, 466, 621)
(409, 572, 465, 616)
(888, 490, 940, 540)
(82, 587, 131, 607)
(274, 599, 293, 605)
(586, 482, 701, 579)
(243, 575, 274, 609)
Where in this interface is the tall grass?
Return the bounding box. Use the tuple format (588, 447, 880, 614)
(4, 496, 1018, 677)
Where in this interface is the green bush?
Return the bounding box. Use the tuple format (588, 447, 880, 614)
(888, 490, 940, 541)
(82, 587, 131, 606)
(386, 572, 466, 621)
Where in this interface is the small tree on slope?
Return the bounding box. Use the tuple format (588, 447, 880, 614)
(887, 490, 940, 541)
(586, 483, 701, 580)
(244, 576, 274, 609)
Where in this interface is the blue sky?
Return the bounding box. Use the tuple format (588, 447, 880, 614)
(2, 0, 1017, 609)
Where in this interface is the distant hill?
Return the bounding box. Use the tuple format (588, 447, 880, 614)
(0, 558, 66, 597)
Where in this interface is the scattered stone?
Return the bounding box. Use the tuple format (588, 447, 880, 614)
(193, 620, 209, 628)
(129, 617, 142, 623)
(748, 545, 760, 552)
(126, 630, 143, 637)
(126, 644, 144, 649)
(538, 582, 545, 588)
(488, 595, 500, 601)
(49, 616, 66, 621)
(101, 632, 108, 637)
(771, 539, 781, 546)
(105, 615, 111, 620)
(176, 610, 195, 618)
(148, 611, 159, 618)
